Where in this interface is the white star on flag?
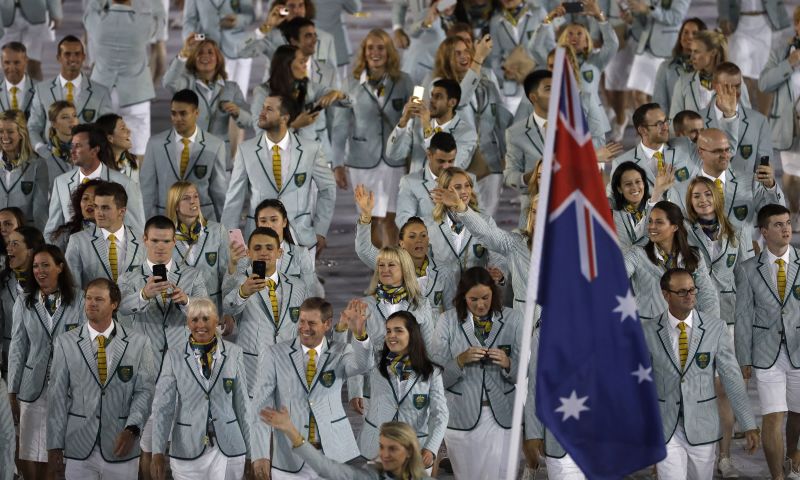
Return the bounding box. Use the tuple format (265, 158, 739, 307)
(613, 289, 638, 322)
(555, 390, 590, 421)
(631, 364, 653, 384)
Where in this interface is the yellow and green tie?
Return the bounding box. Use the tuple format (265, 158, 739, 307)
(654, 151, 664, 174)
(777, 259, 787, 300)
(678, 322, 688, 369)
(474, 315, 493, 346)
(180, 138, 191, 178)
(306, 349, 317, 443)
(271, 145, 282, 190)
(82, 177, 90, 184)
(267, 279, 279, 325)
(714, 178, 724, 203)
(66, 82, 74, 103)
(415, 257, 429, 278)
(625, 204, 643, 223)
(108, 233, 118, 282)
(10, 86, 18, 110)
(97, 335, 107, 384)
(434, 126, 442, 134)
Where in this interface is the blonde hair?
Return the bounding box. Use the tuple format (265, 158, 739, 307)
(186, 39, 227, 82)
(165, 181, 206, 226)
(46, 100, 76, 141)
(376, 422, 427, 480)
(692, 30, 728, 69)
(432, 36, 471, 81)
(367, 247, 422, 308)
(0, 110, 33, 165)
(433, 167, 478, 223)
(684, 177, 738, 246)
(352, 29, 402, 81)
(186, 297, 219, 322)
(794, 5, 800, 25)
(555, 24, 594, 86)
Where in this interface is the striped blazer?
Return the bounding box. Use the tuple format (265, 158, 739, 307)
(0, 275, 20, 374)
(759, 39, 799, 150)
(47, 322, 155, 461)
(152, 338, 251, 460)
(0, 379, 13, 480)
(7, 289, 84, 402)
(290, 439, 436, 479)
(251, 337, 374, 471)
(222, 243, 317, 301)
(172, 221, 230, 307)
(432, 307, 522, 430)
(65, 225, 145, 289)
(0, 155, 49, 231)
(612, 205, 651, 248)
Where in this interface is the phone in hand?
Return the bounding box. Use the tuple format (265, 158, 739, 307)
(307, 103, 324, 114)
(563, 2, 584, 13)
(228, 229, 245, 249)
(152, 264, 168, 283)
(252, 261, 267, 279)
(412, 85, 425, 101)
(760, 155, 770, 167)
(194, 33, 205, 41)
(279, 7, 290, 16)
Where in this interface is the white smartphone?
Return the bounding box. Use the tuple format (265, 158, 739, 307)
(194, 33, 205, 41)
(279, 7, 290, 16)
(412, 85, 425, 100)
(228, 229, 245, 249)
(436, 0, 457, 13)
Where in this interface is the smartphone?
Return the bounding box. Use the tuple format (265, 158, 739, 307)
(412, 85, 425, 100)
(252, 260, 267, 279)
(228, 229, 245, 249)
(307, 103, 324, 114)
(279, 7, 289, 16)
(436, 0, 457, 13)
(563, 2, 584, 13)
(480, 25, 491, 37)
(152, 264, 168, 283)
(194, 33, 205, 41)
(759, 155, 770, 167)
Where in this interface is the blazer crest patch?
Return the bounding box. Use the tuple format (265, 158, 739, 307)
(20, 181, 33, 195)
(392, 98, 405, 111)
(660, 0, 672, 8)
(65, 323, 79, 332)
(733, 205, 748, 221)
(290, 307, 300, 322)
(434, 290, 443, 305)
(117, 365, 134, 383)
(674, 167, 689, 182)
(413, 394, 429, 410)
(499, 344, 512, 357)
(194, 165, 207, 179)
(320, 370, 335, 387)
(473, 243, 486, 258)
(223, 378, 234, 393)
(726, 254, 736, 268)
(582, 70, 594, 83)
(294, 172, 307, 187)
(739, 145, 753, 159)
(205, 252, 217, 266)
(82, 109, 96, 122)
(695, 352, 710, 369)
(793, 285, 800, 300)
(231, 0, 240, 12)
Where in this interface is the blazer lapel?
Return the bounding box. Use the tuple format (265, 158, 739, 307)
(124, 227, 141, 272)
(23, 77, 35, 112)
(739, 108, 751, 154)
(684, 312, 706, 374)
(437, 221, 460, 260)
(207, 339, 228, 391)
(278, 276, 294, 325)
(288, 340, 310, 393)
(186, 130, 207, 178)
(183, 341, 212, 392)
(656, 313, 681, 375)
(106, 324, 130, 381)
(77, 326, 101, 385)
(163, 130, 180, 180)
(756, 252, 782, 304)
(396, 371, 420, 406)
(688, 73, 700, 112)
(282, 132, 305, 195)
(725, 169, 738, 217)
(689, 223, 712, 263)
(308, 346, 332, 393)
(90, 227, 113, 279)
(484, 311, 506, 347)
(254, 135, 281, 193)
(77, 76, 94, 118)
(633, 146, 655, 187)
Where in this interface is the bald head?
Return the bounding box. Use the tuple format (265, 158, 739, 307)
(696, 128, 732, 177)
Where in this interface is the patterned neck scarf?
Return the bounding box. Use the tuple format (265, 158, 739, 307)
(292, 77, 309, 105)
(50, 135, 71, 163)
(503, 4, 527, 26)
(376, 283, 408, 305)
(190, 335, 218, 379)
(698, 217, 720, 241)
(656, 245, 677, 269)
(473, 314, 493, 345)
(699, 71, 713, 90)
(386, 352, 412, 381)
(676, 54, 693, 73)
(2, 152, 17, 172)
(42, 290, 60, 315)
(624, 203, 644, 223)
(13, 267, 26, 285)
(415, 257, 429, 278)
(176, 220, 203, 245)
(367, 72, 386, 97)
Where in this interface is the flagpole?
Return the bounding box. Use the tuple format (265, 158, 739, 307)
(504, 47, 567, 480)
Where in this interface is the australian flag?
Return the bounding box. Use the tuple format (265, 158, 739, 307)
(533, 49, 666, 478)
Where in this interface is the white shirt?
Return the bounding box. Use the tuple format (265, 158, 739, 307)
(174, 127, 199, 169)
(667, 310, 693, 360)
(301, 338, 325, 371)
(380, 300, 404, 316)
(101, 225, 127, 270)
(700, 168, 726, 186)
(5, 76, 26, 103)
(79, 163, 103, 184)
(359, 70, 385, 102)
(264, 131, 292, 187)
(713, 101, 739, 124)
(533, 111, 547, 133)
(88, 321, 115, 372)
(640, 142, 665, 174)
(766, 247, 791, 294)
(59, 73, 83, 100)
(422, 115, 456, 150)
(445, 214, 466, 254)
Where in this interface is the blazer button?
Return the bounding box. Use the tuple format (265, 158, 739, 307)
(309, 401, 314, 406)
(681, 378, 685, 383)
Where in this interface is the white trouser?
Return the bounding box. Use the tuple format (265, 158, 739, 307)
(225, 57, 253, 99)
(656, 425, 715, 480)
(170, 447, 245, 480)
(271, 463, 324, 480)
(65, 445, 139, 479)
(626, 51, 665, 96)
(445, 406, 516, 480)
(546, 454, 587, 480)
(476, 173, 503, 217)
(110, 88, 151, 156)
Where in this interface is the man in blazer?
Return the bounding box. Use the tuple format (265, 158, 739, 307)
(221, 94, 336, 249)
(0, 0, 61, 81)
(282, 17, 339, 90)
(45, 124, 145, 242)
(140, 90, 228, 222)
(736, 204, 800, 478)
(47, 279, 155, 479)
(222, 227, 308, 393)
(645, 269, 759, 479)
(250, 297, 373, 479)
(65, 182, 145, 289)
(386, 78, 477, 173)
(395, 132, 456, 227)
(28, 36, 112, 157)
(0, 42, 36, 117)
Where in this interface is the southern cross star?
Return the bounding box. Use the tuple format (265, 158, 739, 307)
(631, 364, 653, 384)
(555, 390, 590, 421)
(613, 289, 638, 323)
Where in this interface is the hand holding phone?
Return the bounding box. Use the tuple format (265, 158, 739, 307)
(563, 2, 584, 13)
(279, 7, 289, 16)
(252, 261, 267, 279)
(194, 33, 205, 41)
(228, 229, 245, 250)
(152, 264, 168, 283)
(412, 85, 425, 102)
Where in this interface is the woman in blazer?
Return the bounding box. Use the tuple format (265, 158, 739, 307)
(0, 109, 48, 231)
(623, 200, 720, 320)
(358, 311, 448, 471)
(7, 244, 83, 480)
(96, 113, 139, 183)
(0, 206, 24, 271)
(432, 267, 521, 480)
(41, 100, 78, 188)
(49, 178, 101, 250)
(652, 18, 706, 115)
(609, 161, 672, 248)
(151, 297, 251, 480)
(166, 181, 231, 313)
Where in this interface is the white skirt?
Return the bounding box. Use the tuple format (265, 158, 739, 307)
(604, 41, 636, 91)
(347, 162, 405, 217)
(19, 392, 48, 462)
(728, 15, 774, 79)
(626, 51, 666, 96)
(444, 406, 516, 480)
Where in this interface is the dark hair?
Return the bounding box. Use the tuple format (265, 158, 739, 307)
(757, 204, 791, 229)
(94, 114, 138, 172)
(432, 78, 461, 106)
(454, 267, 503, 322)
(248, 226, 280, 246)
(269, 45, 303, 105)
(644, 201, 699, 272)
(172, 89, 200, 108)
(270, 0, 316, 18)
(673, 109, 702, 133)
(265, 94, 301, 125)
(57, 35, 84, 57)
(300, 296, 333, 322)
(399, 217, 427, 240)
(660, 267, 693, 291)
(0, 207, 25, 232)
(633, 103, 663, 133)
(429, 131, 456, 153)
(379, 311, 435, 381)
(610, 162, 650, 211)
(144, 215, 176, 235)
(1, 42, 26, 54)
(25, 244, 77, 309)
(712, 61, 742, 82)
(1, 225, 44, 284)
(280, 16, 315, 43)
(523, 70, 552, 97)
(86, 277, 122, 313)
(52, 178, 103, 241)
(254, 199, 295, 244)
(93, 181, 128, 209)
(71, 123, 115, 169)
(672, 18, 707, 58)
